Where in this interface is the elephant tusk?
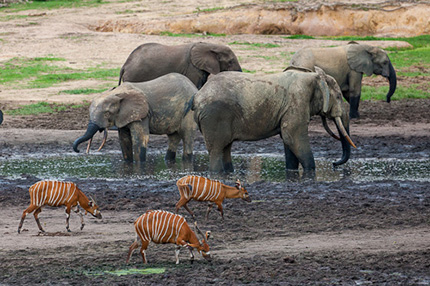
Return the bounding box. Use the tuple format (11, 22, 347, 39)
(86, 138, 93, 154)
(335, 117, 357, 149)
(97, 129, 108, 152)
(321, 116, 340, 140)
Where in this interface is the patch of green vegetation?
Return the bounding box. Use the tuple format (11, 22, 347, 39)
(61, 88, 107, 95)
(0, 57, 119, 88)
(159, 31, 226, 37)
(283, 35, 315, 40)
(361, 85, 429, 101)
(1, 0, 106, 12)
(0, 14, 28, 21)
(5, 102, 85, 116)
(194, 7, 225, 13)
(85, 268, 166, 276)
(388, 47, 430, 73)
(242, 68, 257, 74)
(229, 41, 281, 48)
(325, 35, 430, 50)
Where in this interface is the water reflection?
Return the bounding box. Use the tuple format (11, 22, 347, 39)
(0, 152, 429, 183)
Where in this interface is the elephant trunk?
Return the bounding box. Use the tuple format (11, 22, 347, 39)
(73, 122, 103, 153)
(385, 60, 397, 103)
(332, 117, 356, 167)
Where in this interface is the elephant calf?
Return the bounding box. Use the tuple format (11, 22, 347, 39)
(73, 73, 198, 163)
(193, 66, 356, 174)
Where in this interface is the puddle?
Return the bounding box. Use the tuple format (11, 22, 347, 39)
(1, 152, 429, 183)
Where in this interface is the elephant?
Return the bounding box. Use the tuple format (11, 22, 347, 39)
(73, 73, 198, 163)
(290, 42, 397, 118)
(118, 42, 242, 89)
(192, 66, 356, 175)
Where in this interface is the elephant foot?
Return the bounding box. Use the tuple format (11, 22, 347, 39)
(223, 162, 234, 173)
(165, 150, 176, 163)
(349, 112, 360, 119)
(182, 153, 193, 163)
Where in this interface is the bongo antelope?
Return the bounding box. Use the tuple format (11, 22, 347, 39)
(126, 210, 211, 264)
(18, 180, 102, 233)
(175, 175, 251, 220)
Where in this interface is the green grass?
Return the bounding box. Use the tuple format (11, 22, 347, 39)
(325, 35, 430, 50)
(361, 85, 429, 101)
(5, 102, 87, 116)
(61, 88, 107, 95)
(0, 14, 28, 21)
(1, 0, 106, 12)
(194, 7, 225, 13)
(283, 35, 315, 40)
(229, 41, 281, 48)
(0, 57, 119, 88)
(159, 31, 226, 37)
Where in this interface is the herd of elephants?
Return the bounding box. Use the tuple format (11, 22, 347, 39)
(68, 41, 396, 176)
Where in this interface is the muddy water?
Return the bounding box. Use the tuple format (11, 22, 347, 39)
(1, 151, 429, 184)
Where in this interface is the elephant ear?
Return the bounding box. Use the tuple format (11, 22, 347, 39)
(190, 42, 221, 74)
(115, 88, 149, 128)
(314, 66, 330, 114)
(347, 44, 374, 76)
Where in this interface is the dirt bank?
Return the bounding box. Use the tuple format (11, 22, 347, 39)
(94, 1, 430, 37)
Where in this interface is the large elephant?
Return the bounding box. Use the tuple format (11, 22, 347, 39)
(118, 42, 242, 89)
(290, 42, 397, 118)
(73, 73, 197, 163)
(192, 66, 356, 174)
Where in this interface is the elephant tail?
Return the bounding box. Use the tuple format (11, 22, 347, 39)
(184, 93, 195, 116)
(118, 67, 125, 86)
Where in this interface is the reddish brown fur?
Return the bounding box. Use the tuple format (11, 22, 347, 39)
(18, 180, 102, 233)
(175, 175, 251, 219)
(126, 210, 210, 264)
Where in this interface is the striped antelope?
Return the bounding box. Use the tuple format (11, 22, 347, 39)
(18, 180, 102, 233)
(126, 210, 211, 265)
(175, 175, 251, 220)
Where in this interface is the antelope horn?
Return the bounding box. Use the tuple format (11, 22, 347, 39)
(97, 129, 108, 152)
(334, 117, 357, 149)
(194, 221, 206, 240)
(321, 116, 340, 140)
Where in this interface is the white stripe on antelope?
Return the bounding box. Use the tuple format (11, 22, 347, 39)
(18, 180, 102, 233)
(175, 175, 251, 220)
(126, 210, 211, 265)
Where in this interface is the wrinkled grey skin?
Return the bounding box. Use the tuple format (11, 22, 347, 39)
(119, 42, 242, 89)
(73, 73, 197, 163)
(290, 42, 397, 118)
(193, 67, 353, 176)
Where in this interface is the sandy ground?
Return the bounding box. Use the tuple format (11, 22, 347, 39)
(1, 1, 430, 285)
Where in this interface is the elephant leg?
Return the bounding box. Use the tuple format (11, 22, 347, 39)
(208, 149, 224, 173)
(118, 128, 133, 162)
(130, 119, 149, 163)
(166, 133, 181, 163)
(281, 121, 315, 171)
(283, 143, 299, 170)
(181, 116, 195, 163)
(346, 72, 363, 119)
(222, 143, 234, 172)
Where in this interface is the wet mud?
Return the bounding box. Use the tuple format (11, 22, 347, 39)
(1, 99, 430, 285)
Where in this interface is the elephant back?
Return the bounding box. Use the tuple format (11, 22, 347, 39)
(126, 74, 198, 134)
